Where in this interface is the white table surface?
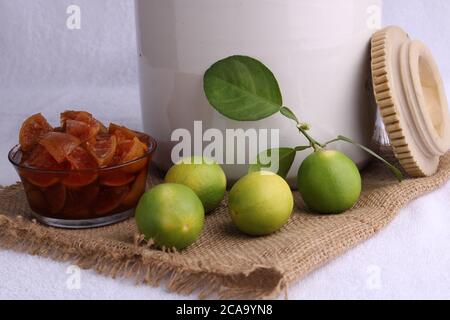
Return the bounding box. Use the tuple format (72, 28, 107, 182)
(0, 86, 449, 300)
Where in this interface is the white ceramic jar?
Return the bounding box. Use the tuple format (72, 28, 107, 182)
(136, 0, 382, 184)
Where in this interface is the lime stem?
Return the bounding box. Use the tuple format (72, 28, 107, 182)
(324, 138, 341, 147)
(297, 125, 324, 151)
(281, 106, 325, 151)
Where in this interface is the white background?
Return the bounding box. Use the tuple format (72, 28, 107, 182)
(0, 0, 449, 300)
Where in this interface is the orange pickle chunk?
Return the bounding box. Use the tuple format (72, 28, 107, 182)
(63, 147, 98, 187)
(19, 114, 53, 152)
(122, 169, 148, 208)
(86, 133, 117, 167)
(39, 132, 81, 164)
(44, 184, 67, 215)
(93, 185, 130, 216)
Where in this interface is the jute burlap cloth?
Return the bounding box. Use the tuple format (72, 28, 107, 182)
(1, 153, 449, 299)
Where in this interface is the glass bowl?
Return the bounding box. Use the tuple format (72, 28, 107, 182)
(8, 137, 157, 229)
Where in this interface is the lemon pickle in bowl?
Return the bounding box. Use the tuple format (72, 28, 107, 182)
(9, 111, 157, 229)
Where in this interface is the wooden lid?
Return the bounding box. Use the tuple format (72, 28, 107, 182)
(371, 26, 450, 177)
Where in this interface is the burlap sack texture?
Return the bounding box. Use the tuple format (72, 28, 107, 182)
(0, 153, 449, 299)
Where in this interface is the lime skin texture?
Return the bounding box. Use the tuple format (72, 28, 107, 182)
(229, 171, 294, 236)
(297, 150, 362, 215)
(165, 156, 227, 213)
(135, 183, 205, 250)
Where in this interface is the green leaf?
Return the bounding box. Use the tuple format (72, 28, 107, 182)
(280, 107, 300, 124)
(249, 148, 296, 179)
(204, 55, 283, 121)
(328, 136, 404, 182)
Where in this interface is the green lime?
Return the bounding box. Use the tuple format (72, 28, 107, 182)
(229, 171, 293, 236)
(297, 150, 362, 214)
(165, 156, 227, 213)
(135, 183, 205, 250)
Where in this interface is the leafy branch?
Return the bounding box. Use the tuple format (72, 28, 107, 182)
(204, 55, 403, 181)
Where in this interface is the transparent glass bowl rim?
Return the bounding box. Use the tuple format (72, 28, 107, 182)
(8, 136, 157, 174)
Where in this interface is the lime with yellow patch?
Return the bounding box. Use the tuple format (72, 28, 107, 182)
(135, 183, 205, 250)
(165, 156, 227, 213)
(229, 171, 293, 236)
